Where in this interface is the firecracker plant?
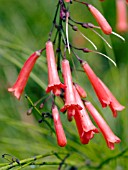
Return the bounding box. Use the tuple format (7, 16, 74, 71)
(8, 0, 125, 151)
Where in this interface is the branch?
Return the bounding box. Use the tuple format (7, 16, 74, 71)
(0, 152, 69, 170)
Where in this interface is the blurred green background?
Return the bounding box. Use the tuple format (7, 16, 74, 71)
(0, 0, 127, 169)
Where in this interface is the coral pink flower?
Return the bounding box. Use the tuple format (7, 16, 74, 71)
(82, 61, 111, 107)
(8, 51, 41, 100)
(85, 101, 121, 150)
(116, 0, 128, 33)
(88, 4, 112, 34)
(74, 83, 87, 98)
(60, 59, 82, 115)
(67, 108, 75, 122)
(73, 86, 99, 144)
(98, 78, 125, 117)
(52, 105, 67, 147)
(46, 41, 66, 96)
(65, 0, 70, 2)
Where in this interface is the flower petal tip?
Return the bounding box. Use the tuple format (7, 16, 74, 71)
(8, 88, 21, 100)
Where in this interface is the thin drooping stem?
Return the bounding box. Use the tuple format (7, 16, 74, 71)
(49, 1, 60, 39)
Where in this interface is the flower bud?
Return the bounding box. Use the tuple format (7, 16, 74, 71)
(88, 4, 112, 34)
(74, 83, 87, 98)
(52, 105, 67, 147)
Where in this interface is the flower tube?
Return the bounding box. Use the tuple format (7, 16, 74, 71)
(61, 59, 82, 116)
(52, 105, 67, 147)
(87, 4, 112, 34)
(98, 78, 125, 117)
(8, 51, 41, 100)
(74, 87, 99, 144)
(85, 101, 121, 150)
(82, 61, 111, 107)
(46, 41, 66, 96)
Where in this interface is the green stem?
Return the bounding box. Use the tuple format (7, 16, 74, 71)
(25, 94, 55, 133)
(0, 152, 69, 170)
(49, 1, 60, 40)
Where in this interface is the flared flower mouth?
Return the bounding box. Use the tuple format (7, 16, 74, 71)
(74, 110, 99, 144)
(85, 101, 121, 150)
(46, 83, 66, 96)
(107, 137, 121, 150)
(60, 104, 82, 113)
(98, 78, 125, 117)
(73, 85, 99, 144)
(8, 87, 21, 100)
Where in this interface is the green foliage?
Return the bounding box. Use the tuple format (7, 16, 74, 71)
(0, 0, 127, 169)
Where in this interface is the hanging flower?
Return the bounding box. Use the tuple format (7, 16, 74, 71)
(82, 61, 111, 107)
(60, 59, 82, 115)
(46, 41, 66, 96)
(98, 78, 125, 117)
(8, 51, 41, 100)
(85, 101, 121, 150)
(87, 4, 112, 34)
(52, 104, 67, 147)
(67, 108, 75, 122)
(73, 86, 99, 144)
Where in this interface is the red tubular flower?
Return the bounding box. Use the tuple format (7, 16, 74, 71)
(67, 108, 75, 122)
(74, 83, 87, 98)
(98, 78, 125, 117)
(46, 41, 66, 96)
(116, 0, 128, 33)
(82, 61, 111, 107)
(73, 86, 99, 144)
(8, 51, 41, 100)
(88, 4, 112, 34)
(52, 105, 67, 147)
(60, 59, 82, 114)
(85, 101, 121, 150)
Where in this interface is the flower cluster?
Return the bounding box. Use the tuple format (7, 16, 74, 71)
(8, 0, 125, 150)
